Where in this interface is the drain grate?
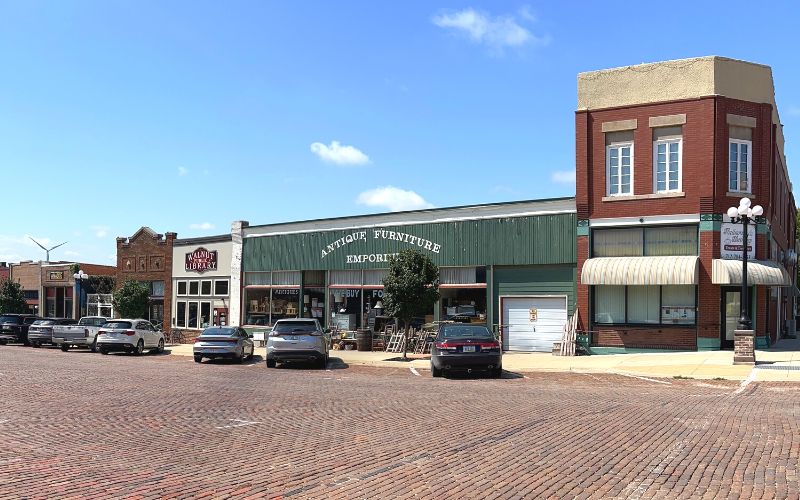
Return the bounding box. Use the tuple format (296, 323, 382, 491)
(755, 364, 800, 371)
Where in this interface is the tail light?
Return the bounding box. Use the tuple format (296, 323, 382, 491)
(435, 342, 458, 351)
(98, 330, 106, 336)
(124, 330, 136, 336)
(478, 341, 501, 352)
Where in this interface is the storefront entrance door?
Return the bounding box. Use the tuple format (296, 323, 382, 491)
(720, 287, 752, 349)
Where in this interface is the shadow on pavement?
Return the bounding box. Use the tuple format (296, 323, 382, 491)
(440, 369, 522, 380)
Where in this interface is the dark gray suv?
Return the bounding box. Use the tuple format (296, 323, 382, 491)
(0, 314, 41, 345)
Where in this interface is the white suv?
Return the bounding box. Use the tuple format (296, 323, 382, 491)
(96, 319, 165, 355)
(266, 319, 329, 369)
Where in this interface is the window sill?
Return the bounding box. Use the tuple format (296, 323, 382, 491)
(602, 192, 685, 202)
(726, 191, 754, 199)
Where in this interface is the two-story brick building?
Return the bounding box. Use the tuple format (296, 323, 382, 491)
(576, 56, 796, 352)
(116, 227, 176, 332)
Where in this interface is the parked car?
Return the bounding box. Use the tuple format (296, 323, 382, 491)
(193, 326, 255, 363)
(28, 318, 78, 347)
(430, 323, 502, 378)
(0, 314, 41, 345)
(96, 319, 165, 355)
(53, 316, 109, 352)
(266, 318, 329, 369)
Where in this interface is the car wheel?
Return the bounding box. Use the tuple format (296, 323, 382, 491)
(60, 344, 69, 352)
(31, 342, 39, 348)
(248, 346, 254, 360)
(152, 339, 165, 354)
(194, 355, 202, 363)
(431, 363, 442, 378)
(99, 348, 108, 355)
(266, 358, 276, 368)
(133, 340, 144, 356)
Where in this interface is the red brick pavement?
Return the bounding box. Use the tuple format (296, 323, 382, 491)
(0, 347, 798, 499)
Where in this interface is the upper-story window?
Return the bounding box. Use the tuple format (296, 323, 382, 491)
(653, 126, 682, 193)
(606, 142, 633, 196)
(729, 139, 751, 193)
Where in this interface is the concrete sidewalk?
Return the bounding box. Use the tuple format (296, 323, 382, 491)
(169, 339, 800, 382)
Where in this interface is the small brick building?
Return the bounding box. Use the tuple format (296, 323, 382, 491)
(576, 56, 797, 352)
(116, 227, 176, 332)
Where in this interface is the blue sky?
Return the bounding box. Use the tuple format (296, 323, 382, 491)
(1, 1, 800, 264)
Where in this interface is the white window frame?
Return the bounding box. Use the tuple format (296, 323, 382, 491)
(729, 139, 752, 193)
(652, 138, 682, 193)
(606, 142, 634, 196)
(188, 280, 199, 296)
(177, 281, 187, 296)
(214, 279, 229, 296)
(200, 279, 212, 296)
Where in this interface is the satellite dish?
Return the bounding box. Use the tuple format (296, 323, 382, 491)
(29, 237, 68, 263)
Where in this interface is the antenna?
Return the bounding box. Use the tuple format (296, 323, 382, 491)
(28, 237, 68, 263)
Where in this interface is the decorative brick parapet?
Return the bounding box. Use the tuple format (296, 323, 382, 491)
(733, 329, 755, 365)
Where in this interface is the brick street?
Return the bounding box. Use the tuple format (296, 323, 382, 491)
(1, 347, 799, 499)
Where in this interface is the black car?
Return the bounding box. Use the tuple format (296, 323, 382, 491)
(430, 324, 502, 378)
(0, 314, 41, 345)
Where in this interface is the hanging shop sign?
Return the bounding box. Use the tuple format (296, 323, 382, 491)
(720, 222, 755, 260)
(320, 228, 443, 261)
(185, 247, 218, 273)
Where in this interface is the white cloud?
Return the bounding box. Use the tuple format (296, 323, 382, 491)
(310, 141, 370, 166)
(91, 225, 109, 238)
(551, 170, 576, 184)
(432, 8, 549, 51)
(356, 186, 434, 212)
(178, 166, 189, 176)
(190, 222, 215, 230)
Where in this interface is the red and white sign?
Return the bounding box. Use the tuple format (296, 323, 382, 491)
(185, 247, 218, 273)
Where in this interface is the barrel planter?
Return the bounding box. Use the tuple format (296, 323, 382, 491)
(356, 329, 373, 351)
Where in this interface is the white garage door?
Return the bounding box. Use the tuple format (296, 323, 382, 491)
(503, 296, 568, 352)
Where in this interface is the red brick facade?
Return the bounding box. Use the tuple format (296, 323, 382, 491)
(116, 227, 176, 333)
(577, 94, 796, 350)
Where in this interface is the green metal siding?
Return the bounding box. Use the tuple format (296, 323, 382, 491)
(243, 213, 577, 271)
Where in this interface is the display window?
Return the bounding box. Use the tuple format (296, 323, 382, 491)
(303, 288, 326, 322)
(243, 287, 300, 326)
(440, 288, 486, 324)
(329, 288, 362, 330)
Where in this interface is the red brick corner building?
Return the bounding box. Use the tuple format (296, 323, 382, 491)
(575, 56, 796, 352)
(116, 227, 176, 333)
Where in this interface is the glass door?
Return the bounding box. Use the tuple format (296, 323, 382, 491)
(720, 287, 753, 349)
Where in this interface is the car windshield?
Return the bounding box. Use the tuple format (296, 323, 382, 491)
(440, 325, 494, 339)
(201, 327, 237, 337)
(79, 317, 107, 327)
(0, 315, 22, 324)
(32, 320, 56, 326)
(103, 321, 132, 329)
(273, 321, 318, 334)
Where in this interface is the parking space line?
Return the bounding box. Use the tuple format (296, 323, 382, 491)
(409, 367, 420, 377)
(215, 418, 261, 429)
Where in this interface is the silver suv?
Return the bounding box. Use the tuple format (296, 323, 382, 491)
(266, 319, 329, 369)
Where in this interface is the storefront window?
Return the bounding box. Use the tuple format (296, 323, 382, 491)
(661, 286, 696, 324)
(177, 281, 187, 295)
(189, 282, 199, 295)
(644, 227, 697, 256)
(151, 281, 165, 298)
(200, 302, 211, 328)
(627, 286, 659, 324)
(271, 288, 300, 322)
(244, 289, 270, 325)
(303, 287, 326, 322)
(594, 285, 696, 325)
(201, 280, 212, 295)
(330, 288, 361, 330)
(214, 280, 229, 295)
(176, 302, 186, 327)
(593, 228, 643, 257)
(594, 286, 625, 324)
(188, 302, 198, 329)
(592, 226, 698, 257)
(440, 289, 486, 324)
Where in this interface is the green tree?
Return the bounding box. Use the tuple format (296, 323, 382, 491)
(88, 275, 116, 294)
(112, 280, 150, 319)
(0, 279, 29, 314)
(382, 249, 440, 359)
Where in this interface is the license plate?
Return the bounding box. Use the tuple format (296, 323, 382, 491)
(462, 345, 476, 352)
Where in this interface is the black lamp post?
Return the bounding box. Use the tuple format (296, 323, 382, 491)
(73, 270, 89, 319)
(726, 198, 764, 331)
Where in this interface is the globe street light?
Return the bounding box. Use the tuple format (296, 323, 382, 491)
(726, 197, 764, 330)
(73, 270, 89, 319)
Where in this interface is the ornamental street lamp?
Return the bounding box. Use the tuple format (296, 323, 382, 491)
(73, 270, 89, 319)
(726, 198, 764, 330)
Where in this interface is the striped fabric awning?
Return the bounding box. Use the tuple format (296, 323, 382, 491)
(581, 256, 699, 285)
(711, 259, 791, 286)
